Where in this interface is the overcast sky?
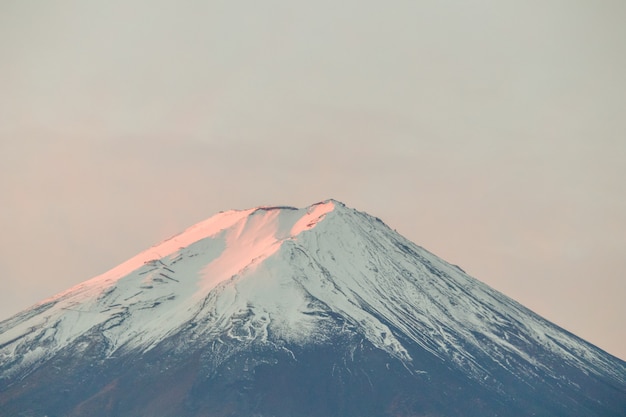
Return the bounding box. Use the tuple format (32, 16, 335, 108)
(1, 1, 625, 360)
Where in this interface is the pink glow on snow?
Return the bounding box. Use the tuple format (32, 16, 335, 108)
(45, 209, 256, 302)
(290, 201, 336, 236)
(45, 202, 337, 303)
(199, 201, 335, 294)
(199, 209, 283, 293)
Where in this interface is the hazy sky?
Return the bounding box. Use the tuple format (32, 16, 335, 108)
(1, 1, 625, 360)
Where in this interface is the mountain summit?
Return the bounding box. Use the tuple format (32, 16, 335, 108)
(1, 200, 625, 417)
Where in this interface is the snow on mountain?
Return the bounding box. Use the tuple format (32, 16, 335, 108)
(1, 199, 623, 393)
(0, 202, 332, 371)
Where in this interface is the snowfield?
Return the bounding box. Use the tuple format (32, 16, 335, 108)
(1, 200, 624, 387)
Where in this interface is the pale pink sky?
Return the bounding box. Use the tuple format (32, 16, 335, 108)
(1, 1, 625, 360)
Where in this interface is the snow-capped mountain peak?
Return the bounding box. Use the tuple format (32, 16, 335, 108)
(1, 200, 625, 417)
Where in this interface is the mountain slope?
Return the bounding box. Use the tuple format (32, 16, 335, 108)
(1, 200, 625, 417)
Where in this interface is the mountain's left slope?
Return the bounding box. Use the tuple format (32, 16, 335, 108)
(0, 202, 338, 373)
(1, 200, 625, 417)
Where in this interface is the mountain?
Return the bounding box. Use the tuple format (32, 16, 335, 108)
(1, 200, 624, 417)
